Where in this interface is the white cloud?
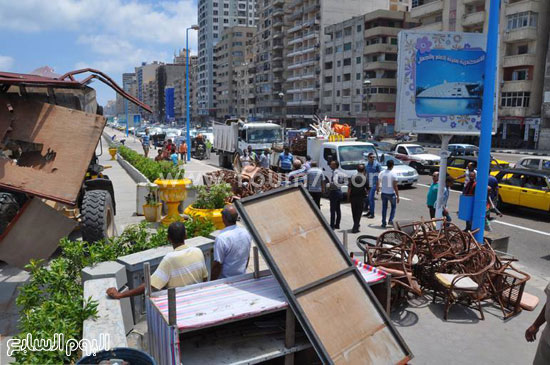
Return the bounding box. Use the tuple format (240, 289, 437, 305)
(0, 55, 15, 70)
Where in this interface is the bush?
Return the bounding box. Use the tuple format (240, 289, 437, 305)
(118, 145, 182, 182)
(13, 219, 214, 363)
(193, 183, 233, 209)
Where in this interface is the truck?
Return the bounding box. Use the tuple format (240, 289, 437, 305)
(213, 119, 283, 168)
(391, 143, 440, 174)
(0, 68, 151, 267)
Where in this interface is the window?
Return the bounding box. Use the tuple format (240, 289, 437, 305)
(337, 75, 341, 82)
(501, 91, 530, 107)
(391, 38, 398, 45)
(356, 56, 361, 64)
(324, 76, 333, 83)
(450, 158, 466, 168)
(521, 159, 540, 168)
(512, 69, 528, 80)
(325, 61, 333, 69)
(344, 42, 352, 51)
(385, 53, 397, 61)
(336, 90, 341, 97)
(344, 27, 352, 36)
(507, 11, 538, 30)
(356, 73, 361, 80)
(342, 89, 351, 96)
(342, 104, 350, 111)
(335, 45, 343, 53)
(323, 90, 332, 97)
(501, 173, 524, 187)
(343, 73, 351, 81)
(356, 89, 361, 95)
(325, 47, 333, 55)
(335, 30, 342, 38)
(343, 58, 351, 66)
(323, 148, 337, 161)
(356, 24, 362, 32)
(397, 146, 408, 155)
(517, 44, 528, 54)
(354, 104, 361, 112)
(337, 60, 341, 67)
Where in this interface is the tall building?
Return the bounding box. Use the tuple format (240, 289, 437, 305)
(234, 35, 257, 119)
(197, 0, 258, 120)
(541, 36, 550, 149)
(321, 10, 417, 134)
(135, 61, 163, 119)
(410, 0, 550, 148)
(116, 73, 138, 117)
(214, 26, 256, 119)
(174, 55, 198, 124)
(283, 0, 408, 127)
(154, 64, 187, 122)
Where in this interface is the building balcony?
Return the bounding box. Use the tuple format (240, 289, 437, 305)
(287, 100, 317, 106)
(364, 61, 397, 71)
(364, 43, 397, 55)
(365, 94, 396, 103)
(287, 46, 316, 58)
(369, 78, 397, 87)
(288, 59, 317, 69)
(463, 0, 484, 4)
(364, 26, 401, 39)
(502, 53, 537, 68)
(413, 21, 443, 31)
(273, 0, 285, 6)
(505, 0, 540, 16)
(288, 23, 303, 33)
(287, 87, 316, 93)
(504, 27, 537, 42)
(501, 80, 533, 92)
(273, 42, 284, 50)
(462, 11, 485, 27)
(499, 107, 528, 117)
(410, 0, 443, 19)
(272, 8, 284, 17)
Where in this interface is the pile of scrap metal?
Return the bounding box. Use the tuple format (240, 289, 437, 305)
(290, 131, 316, 156)
(203, 166, 281, 199)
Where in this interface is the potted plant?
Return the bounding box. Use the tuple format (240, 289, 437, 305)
(107, 140, 119, 161)
(184, 183, 232, 229)
(142, 186, 162, 222)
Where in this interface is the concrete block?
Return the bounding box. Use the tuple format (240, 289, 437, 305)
(83, 278, 127, 355)
(136, 182, 158, 216)
(484, 232, 509, 253)
(82, 261, 127, 288)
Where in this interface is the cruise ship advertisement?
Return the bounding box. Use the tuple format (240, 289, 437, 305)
(396, 31, 497, 136)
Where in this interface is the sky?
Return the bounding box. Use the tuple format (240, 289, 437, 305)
(0, 0, 199, 105)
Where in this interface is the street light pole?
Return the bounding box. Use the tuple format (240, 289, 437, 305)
(186, 25, 199, 162)
(363, 79, 371, 136)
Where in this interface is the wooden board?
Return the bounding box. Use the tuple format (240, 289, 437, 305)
(235, 186, 411, 364)
(0, 198, 77, 268)
(0, 95, 106, 204)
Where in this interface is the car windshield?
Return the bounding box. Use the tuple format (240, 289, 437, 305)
(379, 154, 404, 166)
(407, 146, 426, 155)
(247, 128, 283, 143)
(339, 145, 376, 170)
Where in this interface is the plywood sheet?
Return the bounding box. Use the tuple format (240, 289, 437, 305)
(0, 198, 77, 268)
(236, 187, 411, 364)
(0, 95, 106, 204)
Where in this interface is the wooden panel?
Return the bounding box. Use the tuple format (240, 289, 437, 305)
(0, 95, 106, 204)
(242, 189, 348, 290)
(297, 273, 405, 364)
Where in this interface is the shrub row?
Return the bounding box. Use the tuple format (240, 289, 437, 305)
(118, 145, 183, 182)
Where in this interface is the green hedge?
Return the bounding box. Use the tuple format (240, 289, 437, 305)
(118, 145, 183, 182)
(14, 219, 215, 364)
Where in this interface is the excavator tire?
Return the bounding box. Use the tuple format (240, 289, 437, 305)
(0, 192, 19, 235)
(81, 190, 116, 243)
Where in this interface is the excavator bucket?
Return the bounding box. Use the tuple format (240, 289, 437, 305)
(0, 94, 106, 205)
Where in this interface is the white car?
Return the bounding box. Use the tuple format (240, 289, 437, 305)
(515, 156, 550, 171)
(378, 152, 419, 187)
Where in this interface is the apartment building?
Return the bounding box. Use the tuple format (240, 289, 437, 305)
(213, 26, 256, 119)
(116, 73, 139, 117)
(197, 0, 258, 120)
(410, 0, 550, 148)
(174, 55, 198, 124)
(234, 35, 257, 118)
(541, 37, 550, 149)
(321, 10, 417, 134)
(254, 0, 286, 120)
(283, 0, 408, 127)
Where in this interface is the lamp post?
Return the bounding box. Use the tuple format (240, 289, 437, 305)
(363, 79, 371, 136)
(186, 24, 199, 161)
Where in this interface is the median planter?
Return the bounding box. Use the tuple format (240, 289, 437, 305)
(184, 204, 224, 230)
(154, 178, 192, 226)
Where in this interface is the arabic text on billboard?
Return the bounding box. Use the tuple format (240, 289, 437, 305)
(396, 31, 491, 135)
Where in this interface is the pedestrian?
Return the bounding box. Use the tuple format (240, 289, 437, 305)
(106, 222, 208, 299)
(378, 159, 400, 228)
(278, 145, 293, 174)
(427, 171, 439, 219)
(205, 139, 212, 159)
(364, 152, 382, 218)
(306, 161, 324, 208)
(240, 149, 251, 167)
(348, 164, 368, 233)
(304, 155, 312, 171)
(441, 176, 454, 223)
(462, 171, 477, 231)
(328, 160, 345, 229)
(247, 145, 257, 164)
(179, 140, 188, 163)
(458, 162, 477, 185)
(487, 174, 499, 221)
(259, 148, 271, 169)
(141, 128, 151, 158)
(288, 159, 307, 185)
(211, 205, 252, 280)
(526, 281, 550, 365)
(170, 146, 179, 167)
(154, 149, 163, 162)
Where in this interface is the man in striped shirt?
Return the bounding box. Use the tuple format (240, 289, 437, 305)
(106, 222, 208, 299)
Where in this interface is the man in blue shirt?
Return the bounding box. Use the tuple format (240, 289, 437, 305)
(364, 153, 381, 218)
(278, 145, 293, 174)
(141, 128, 151, 158)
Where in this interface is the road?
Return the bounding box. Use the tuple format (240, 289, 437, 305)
(202, 149, 550, 278)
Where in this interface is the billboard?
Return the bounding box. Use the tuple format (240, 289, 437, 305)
(396, 31, 497, 135)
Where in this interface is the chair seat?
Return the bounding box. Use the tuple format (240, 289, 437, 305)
(435, 273, 478, 290)
(519, 292, 539, 311)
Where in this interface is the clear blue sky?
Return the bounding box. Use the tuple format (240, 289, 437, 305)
(0, 0, 199, 105)
(416, 49, 485, 89)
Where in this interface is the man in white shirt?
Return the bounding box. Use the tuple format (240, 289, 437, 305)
(211, 205, 252, 280)
(378, 159, 400, 228)
(259, 149, 270, 169)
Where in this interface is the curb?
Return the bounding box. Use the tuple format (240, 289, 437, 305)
(102, 134, 150, 184)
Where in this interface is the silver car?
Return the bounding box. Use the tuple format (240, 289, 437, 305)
(515, 156, 550, 171)
(378, 152, 419, 187)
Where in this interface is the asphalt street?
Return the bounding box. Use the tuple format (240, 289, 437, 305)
(203, 149, 550, 279)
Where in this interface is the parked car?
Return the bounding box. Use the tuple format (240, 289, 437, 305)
(446, 156, 509, 185)
(495, 168, 550, 214)
(514, 156, 550, 171)
(378, 152, 419, 187)
(448, 144, 478, 156)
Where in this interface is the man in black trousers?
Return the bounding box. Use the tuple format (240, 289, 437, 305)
(348, 164, 368, 233)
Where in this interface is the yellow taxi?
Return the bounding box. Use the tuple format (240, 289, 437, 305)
(446, 156, 509, 185)
(495, 169, 550, 213)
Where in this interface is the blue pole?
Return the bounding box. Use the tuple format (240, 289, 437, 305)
(472, 0, 500, 242)
(186, 28, 192, 162)
(125, 90, 129, 138)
